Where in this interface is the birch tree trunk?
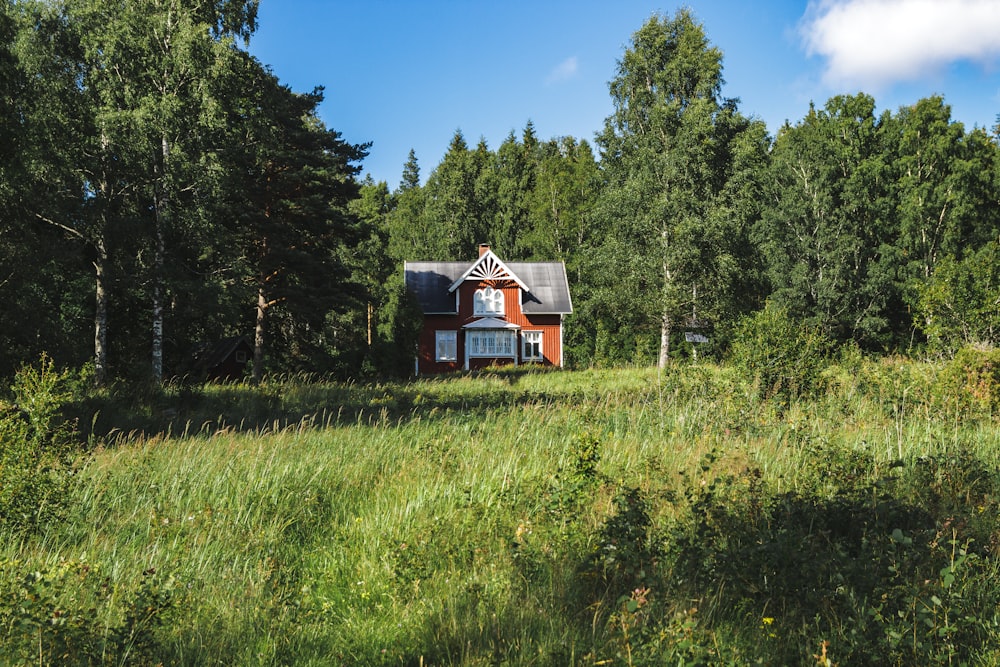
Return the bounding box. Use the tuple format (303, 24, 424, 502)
(659, 310, 671, 369)
(151, 133, 170, 384)
(93, 234, 109, 385)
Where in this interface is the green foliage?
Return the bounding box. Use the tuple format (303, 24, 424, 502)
(893, 98, 1000, 297)
(0, 559, 177, 665)
(590, 8, 767, 367)
(916, 242, 1000, 353)
(729, 303, 834, 400)
(937, 345, 1000, 415)
(4, 2, 1000, 383)
(757, 94, 898, 347)
(1, 364, 999, 663)
(412, 130, 484, 260)
(370, 271, 424, 377)
(662, 443, 1000, 666)
(0, 355, 86, 536)
(590, 486, 656, 592)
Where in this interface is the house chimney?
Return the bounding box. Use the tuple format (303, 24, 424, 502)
(478, 243, 491, 257)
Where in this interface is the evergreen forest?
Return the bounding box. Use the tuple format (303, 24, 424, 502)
(0, 2, 997, 383)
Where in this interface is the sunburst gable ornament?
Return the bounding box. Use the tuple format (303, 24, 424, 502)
(467, 254, 511, 282)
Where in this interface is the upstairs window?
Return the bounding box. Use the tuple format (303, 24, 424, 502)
(473, 286, 505, 316)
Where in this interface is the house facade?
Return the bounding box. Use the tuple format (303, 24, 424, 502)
(405, 245, 573, 374)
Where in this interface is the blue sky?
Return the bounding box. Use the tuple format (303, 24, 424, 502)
(249, 1, 1000, 187)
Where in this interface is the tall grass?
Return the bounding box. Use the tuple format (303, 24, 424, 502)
(2, 358, 999, 665)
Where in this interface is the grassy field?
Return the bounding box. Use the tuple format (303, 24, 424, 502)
(2, 357, 1000, 665)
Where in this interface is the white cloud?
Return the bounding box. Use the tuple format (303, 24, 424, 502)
(801, 0, 1000, 88)
(546, 56, 579, 85)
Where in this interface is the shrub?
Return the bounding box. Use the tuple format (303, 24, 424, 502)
(937, 345, 1000, 416)
(0, 355, 86, 535)
(729, 303, 834, 400)
(916, 242, 1000, 354)
(662, 445, 1000, 665)
(0, 559, 177, 665)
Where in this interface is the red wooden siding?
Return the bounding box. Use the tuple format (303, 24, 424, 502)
(416, 279, 563, 374)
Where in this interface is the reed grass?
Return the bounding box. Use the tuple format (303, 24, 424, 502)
(2, 359, 998, 665)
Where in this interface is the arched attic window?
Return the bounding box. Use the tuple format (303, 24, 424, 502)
(473, 286, 504, 316)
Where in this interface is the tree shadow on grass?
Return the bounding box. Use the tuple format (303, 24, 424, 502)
(72, 369, 557, 442)
(663, 447, 1000, 665)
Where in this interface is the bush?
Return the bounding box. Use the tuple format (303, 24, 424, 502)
(937, 345, 1000, 416)
(662, 445, 1000, 666)
(729, 304, 834, 400)
(0, 559, 177, 665)
(0, 355, 86, 535)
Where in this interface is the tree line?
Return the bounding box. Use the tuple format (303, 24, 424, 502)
(1, 3, 997, 384)
(361, 10, 999, 368)
(0, 0, 368, 383)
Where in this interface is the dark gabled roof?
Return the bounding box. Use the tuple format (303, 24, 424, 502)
(509, 262, 573, 315)
(404, 262, 466, 313)
(404, 257, 573, 315)
(192, 335, 252, 372)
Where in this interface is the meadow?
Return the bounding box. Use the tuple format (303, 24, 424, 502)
(2, 353, 1000, 666)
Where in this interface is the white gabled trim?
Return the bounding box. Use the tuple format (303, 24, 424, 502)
(560, 262, 574, 313)
(447, 250, 528, 293)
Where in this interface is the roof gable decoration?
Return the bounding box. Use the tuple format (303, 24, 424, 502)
(447, 250, 528, 293)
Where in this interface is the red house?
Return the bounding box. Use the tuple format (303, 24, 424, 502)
(405, 244, 573, 374)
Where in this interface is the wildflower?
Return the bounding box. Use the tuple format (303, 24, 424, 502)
(514, 520, 531, 543)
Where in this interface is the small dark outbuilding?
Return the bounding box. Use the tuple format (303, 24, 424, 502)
(191, 336, 252, 382)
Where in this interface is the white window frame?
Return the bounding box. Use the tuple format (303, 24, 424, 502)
(473, 286, 505, 316)
(467, 329, 516, 357)
(522, 330, 543, 362)
(435, 330, 457, 362)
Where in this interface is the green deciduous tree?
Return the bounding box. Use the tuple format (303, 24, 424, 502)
(22, 0, 260, 384)
(590, 9, 765, 367)
(756, 94, 897, 347)
(916, 240, 1000, 353)
(9, 1, 98, 378)
(889, 96, 1000, 345)
(893, 96, 999, 282)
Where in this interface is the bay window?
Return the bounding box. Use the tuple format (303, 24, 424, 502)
(467, 329, 515, 357)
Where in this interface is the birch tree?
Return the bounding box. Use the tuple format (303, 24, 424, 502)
(67, 0, 257, 382)
(592, 9, 763, 366)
